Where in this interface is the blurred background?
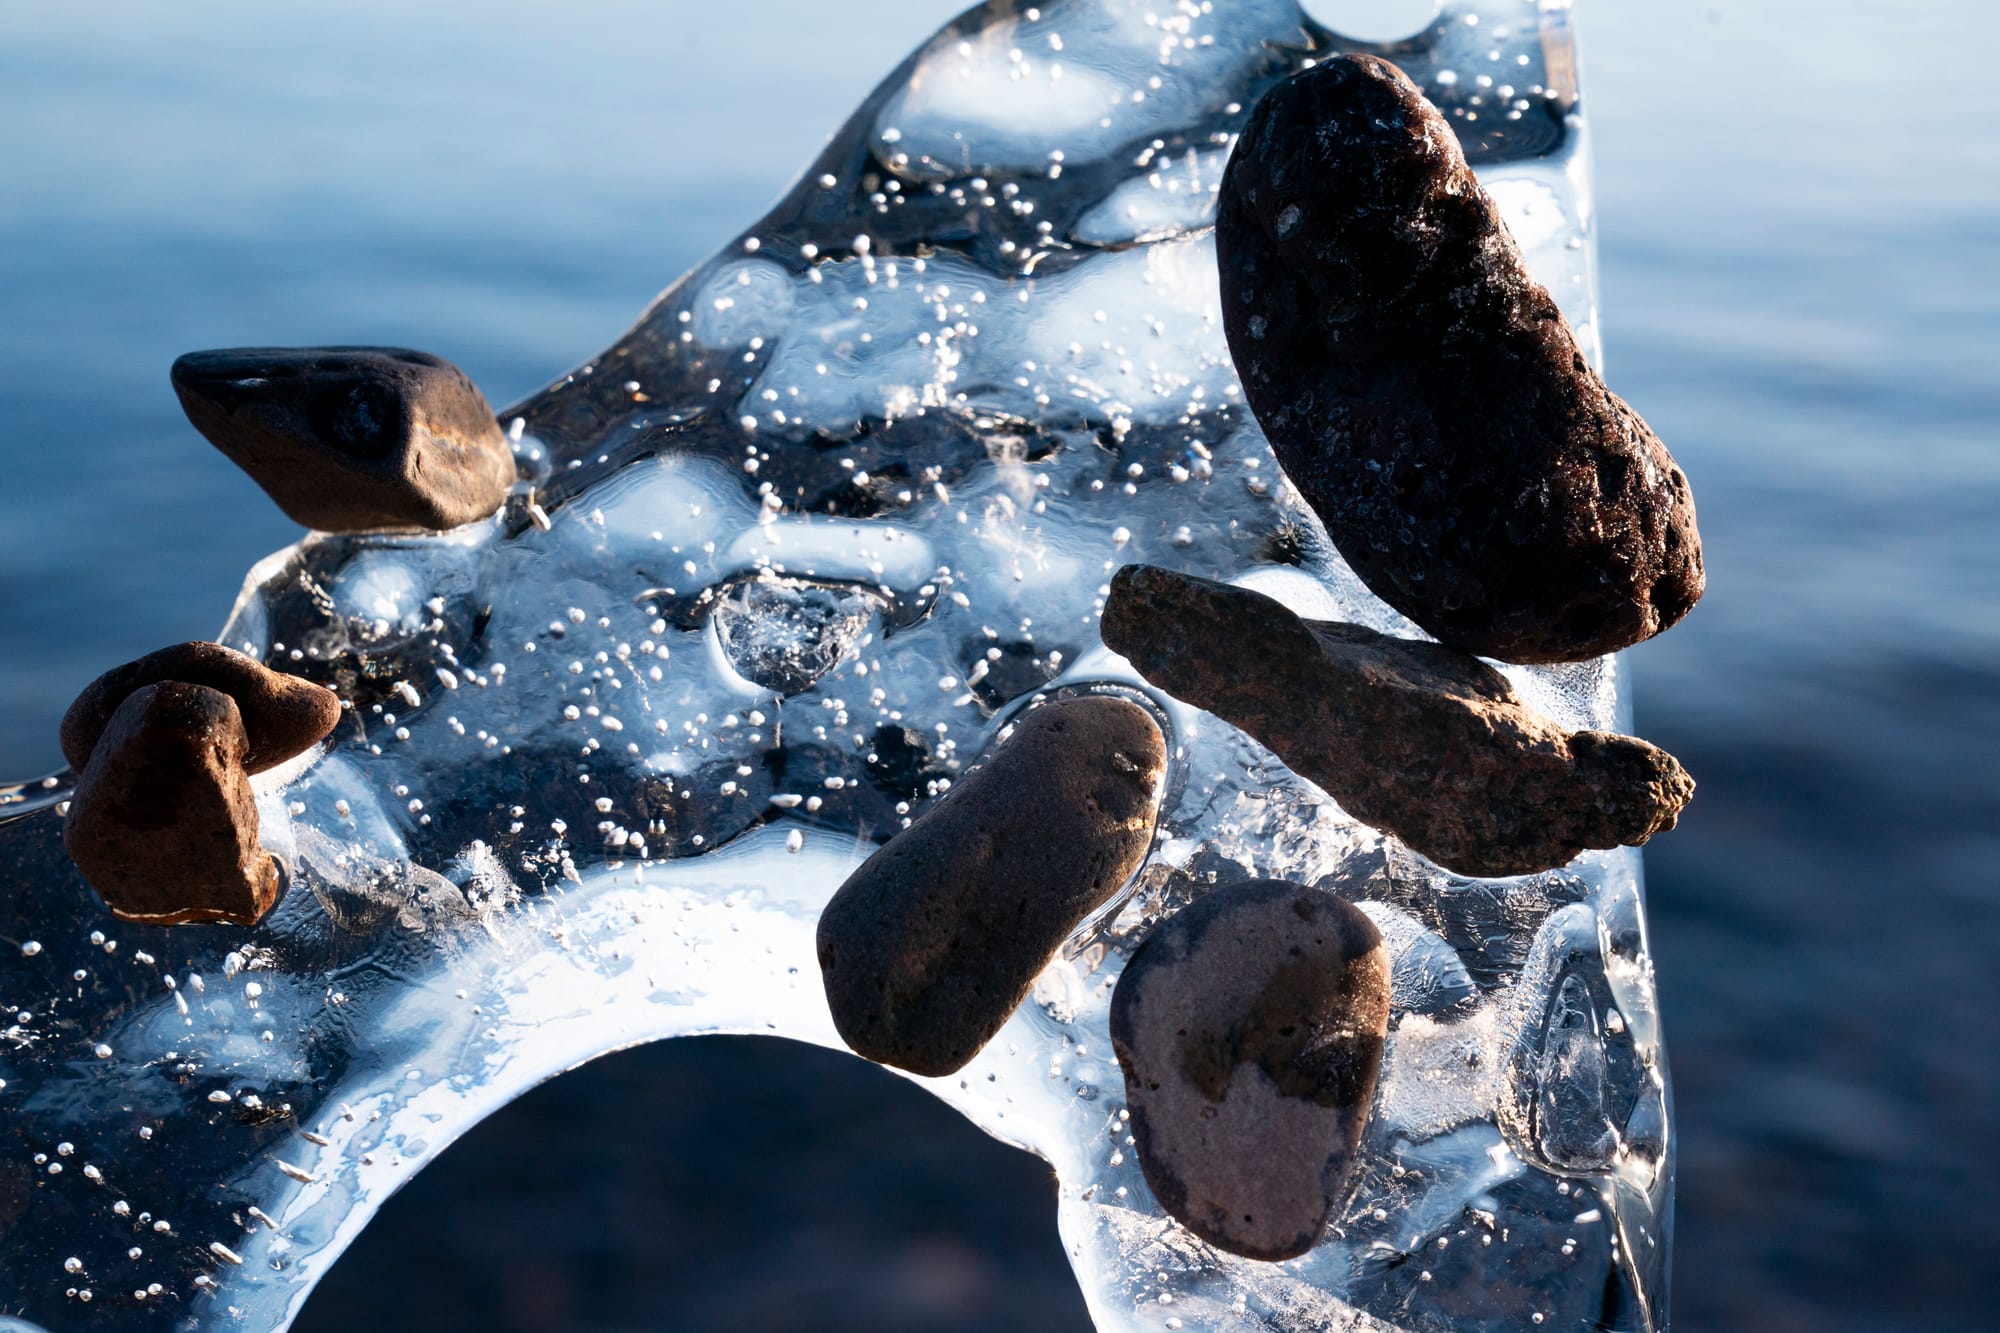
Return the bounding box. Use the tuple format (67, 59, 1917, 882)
(1, 2, 1994, 1329)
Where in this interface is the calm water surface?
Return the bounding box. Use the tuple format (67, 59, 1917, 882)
(2, 3, 1995, 1329)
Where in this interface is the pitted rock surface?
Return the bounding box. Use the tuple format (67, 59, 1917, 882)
(818, 695, 1165, 1076)
(1217, 54, 1704, 663)
(1110, 878, 1390, 1261)
(61, 640, 341, 775)
(172, 345, 516, 532)
(1102, 564, 1693, 877)
(62, 682, 282, 926)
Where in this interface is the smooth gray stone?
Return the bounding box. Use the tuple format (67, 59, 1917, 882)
(1110, 878, 1389, 1261)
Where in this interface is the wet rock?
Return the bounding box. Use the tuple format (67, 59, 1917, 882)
(1216, 55, 1703, 663)
(172, 346, 516, 532)
(817, 695, 1166, 1076)
(1109, 878, 1390, 1261)
(1101, 565, 1693, 878)
(61, 641, 341, 776)
(62, 683, 282, 926)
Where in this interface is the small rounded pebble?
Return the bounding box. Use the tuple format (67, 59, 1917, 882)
(171, 345, 516, 533)
(1110, 878, 1390, 1262)
(62, 682, 283, 927)
(60, 640, 340, 775)
(818, 695, 1166, 1076)
(1216, 55, 1703, 663)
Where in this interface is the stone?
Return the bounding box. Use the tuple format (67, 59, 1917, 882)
(1109, 878, 1390, 1262)
(62, 682, 283, 927)
(1101, 564, 1693, 878)
(1216, 54, 1704, 664)
(817, 695, 1166, 1076)
(171, 345, 516, 532)
(61, 641, 341, 776)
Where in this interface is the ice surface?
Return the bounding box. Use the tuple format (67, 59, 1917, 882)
(0, 1, 1670, 1328)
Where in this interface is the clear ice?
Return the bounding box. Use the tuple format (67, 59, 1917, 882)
(0, 1, 1671, 1327)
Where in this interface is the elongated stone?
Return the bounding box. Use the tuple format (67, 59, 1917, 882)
(172, 346, 516, 532)
(1217, 55, 1703, 663)
(817, 695, 1166, 1076)
(62, 682, 282, 926)
(61, 641, 341, 776)
(1101, 564, 1692, 878)
(1110, 878, 1390, 1261)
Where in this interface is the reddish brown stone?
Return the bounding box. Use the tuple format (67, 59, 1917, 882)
(61, 641, 340, 776)
(62, 682, 283, 927)
(1110, 878, 1390, 1261)
(172, 345, 515, 532)
(1101, 564, 1693, 878)
(1217, 55, 1704, 664)
(817, 695, 1166, 1076)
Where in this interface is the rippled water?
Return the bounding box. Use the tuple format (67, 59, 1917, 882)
(1, 3, 1995, 1331)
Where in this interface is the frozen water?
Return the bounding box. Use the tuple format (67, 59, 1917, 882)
(0, 1, 1669, 1328)
(711, 577, 888, 694)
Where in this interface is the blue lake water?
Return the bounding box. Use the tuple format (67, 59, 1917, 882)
(2, 2, 1995, 1328)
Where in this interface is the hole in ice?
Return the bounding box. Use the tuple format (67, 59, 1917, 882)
(298, 1037, 1090, 1332)
(1298, 0, 1443, 44)
(711, 578, 885, 694)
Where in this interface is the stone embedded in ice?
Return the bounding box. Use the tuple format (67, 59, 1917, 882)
(1109, 879, 1390, 1262)
(820, 695, 1165, 1076)
(59, 640, 340, 778)
(1214, 53, 1703, 665)
(1099, 563, 1694, 877)
(0, 2, 1670, 1329)
(62, 683, 281, 927)
(170, 346, 516, 534)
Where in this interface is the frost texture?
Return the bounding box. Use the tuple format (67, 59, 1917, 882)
(0, 2, 1670, 1329)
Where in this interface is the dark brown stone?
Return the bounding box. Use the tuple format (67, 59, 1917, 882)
(817, 695, 1166, 1076)
(61, 641, 340, 776)
(1216, 55, 1704, 664)
(1101, 565, 1693, 878)
(62, 682, 283, 926)
(171, 346, 515, 532)
(1109, 878, 1390, 1261)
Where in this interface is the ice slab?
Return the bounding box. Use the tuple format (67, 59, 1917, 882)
(0, 1, 1669, 1328)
